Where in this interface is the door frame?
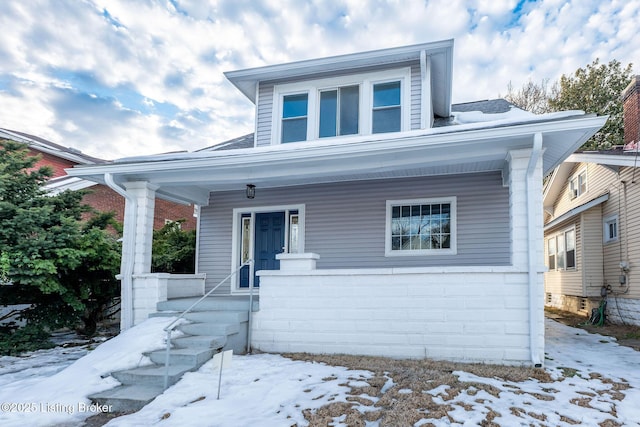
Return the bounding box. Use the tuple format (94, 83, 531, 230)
(230, 204, 306, 294)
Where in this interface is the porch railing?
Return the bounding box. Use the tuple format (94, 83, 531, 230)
(162, 259, 254, 390)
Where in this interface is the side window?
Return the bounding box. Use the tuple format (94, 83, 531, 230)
(282, 94, 308, 143)
(603, 215, 619, 243)
(372, 81, 401, 134)
(569, 169, 587, 199)
(547, 227, 576, 270)
(565, 229, 575, 269)
(547, 238, 556, 270)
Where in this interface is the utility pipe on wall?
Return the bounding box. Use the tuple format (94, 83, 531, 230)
(526, 132, 543, 367)
(105, 173, 137, 331)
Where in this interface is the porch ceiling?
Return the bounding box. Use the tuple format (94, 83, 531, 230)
(67, 114, 607, 205)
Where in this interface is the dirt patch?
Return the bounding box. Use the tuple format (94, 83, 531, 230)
(286, 352, 551, 426)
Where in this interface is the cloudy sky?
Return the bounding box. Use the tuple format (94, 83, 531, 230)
(0, 0, 638, 160)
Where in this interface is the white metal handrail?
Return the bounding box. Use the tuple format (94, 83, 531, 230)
(163, 259, 254, 389)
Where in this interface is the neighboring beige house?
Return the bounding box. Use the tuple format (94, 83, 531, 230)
(543, 75, 640, 326)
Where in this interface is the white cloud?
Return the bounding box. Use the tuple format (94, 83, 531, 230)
(0, 0, 638, 159)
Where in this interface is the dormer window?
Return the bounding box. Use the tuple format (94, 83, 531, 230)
(569, 168, 587, 199)
(373, 81, 401, 133)
(281, 94, 308, 143)
(319, 85, 359, 138)
(273, 68, 411, 144)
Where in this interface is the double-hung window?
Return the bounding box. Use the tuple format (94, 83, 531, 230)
(281, 94, 308, 143)
(319, 85, 359, 137)
(385, 197, 456, 256)
(372, 81, 401, 133)
(274, 68, 411, 144)
(547, 227, 576, 270)
(569, 169, 587, 199)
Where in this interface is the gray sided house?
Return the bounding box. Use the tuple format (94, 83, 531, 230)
(70, 40, 606, 366)
(543, 76, 640, 326)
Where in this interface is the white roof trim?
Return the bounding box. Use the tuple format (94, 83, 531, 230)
(44, 177, 97, 194)
(67, 114, 607, 206)
(544, 193, 609, 231)
(567, 152, 640, 168)
(224, 39, 454, 115)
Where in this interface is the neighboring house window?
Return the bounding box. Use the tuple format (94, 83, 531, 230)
(273, 68, 411, 144)
(281, 93, 308, 143)
(385, 197, 456, 256)
(547, 227, 576, 270)
(603, 214, 619, 243)
(569, 169, 587, 199)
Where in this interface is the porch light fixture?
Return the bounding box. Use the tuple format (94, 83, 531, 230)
(246, 184, 256, 199)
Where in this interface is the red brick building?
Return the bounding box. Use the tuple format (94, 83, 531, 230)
(0, 128, 196, 231)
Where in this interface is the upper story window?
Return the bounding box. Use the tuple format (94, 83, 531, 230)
(319, 85, 359, 138)
(281, 94, 308, 143)
(603, 214, 619, 243)
(373, 81, 401, 133)
(273, 68, 411, 145)
(569, 168, 587, 199)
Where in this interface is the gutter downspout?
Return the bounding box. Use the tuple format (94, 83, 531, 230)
(105, 173, 136, 331)
(526, 133, 543, 367)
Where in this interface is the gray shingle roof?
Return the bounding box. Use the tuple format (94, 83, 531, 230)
(0, 128, 106, 164)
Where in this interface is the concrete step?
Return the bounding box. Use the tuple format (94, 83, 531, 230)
(178, 322, 239, 336)
(172, 334, 227, 349)
(89, 384, 164, 413)
(146, 347, 216, 366)
(112, 364, 195, 388)
(149, 310, 249, 323)
(157, 296, 259, 313)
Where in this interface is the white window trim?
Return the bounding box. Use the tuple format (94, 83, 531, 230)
(271, 67, 412, 145)
(603, 214, 619, 243)
(230, 204, 305, 293)
(546, 226, 576, 271)
(569, 167, 587, 200)
(384, 197, 457, 257)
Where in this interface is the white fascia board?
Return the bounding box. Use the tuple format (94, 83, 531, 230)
(225, 39, 454, 102)
(544, 193, 609, 231)
(567, 152, 640, 168)
(44, 177, 97, 193)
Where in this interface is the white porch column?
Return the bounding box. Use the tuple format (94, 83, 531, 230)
(123, 181, 157, 274)
(119, 181, 157, 330)
(507, 144, 545, 366)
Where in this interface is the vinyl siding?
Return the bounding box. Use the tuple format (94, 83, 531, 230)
(581, 208, 604, 296)
(198, 172, 510, 293)
(603, 166, 640, 300)
(255, 61, 423, 147)
(545, 162, 640, 301)
(410, 62, 421, 130)
(255, 83, 274, 147)
(551, 163, 616, 219)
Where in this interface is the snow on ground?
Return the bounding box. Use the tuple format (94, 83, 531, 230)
(0, 316, 176, 427)
(0, 318, 638, 426)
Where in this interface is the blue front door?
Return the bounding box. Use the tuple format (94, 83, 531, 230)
(240, 211, 285, 288)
